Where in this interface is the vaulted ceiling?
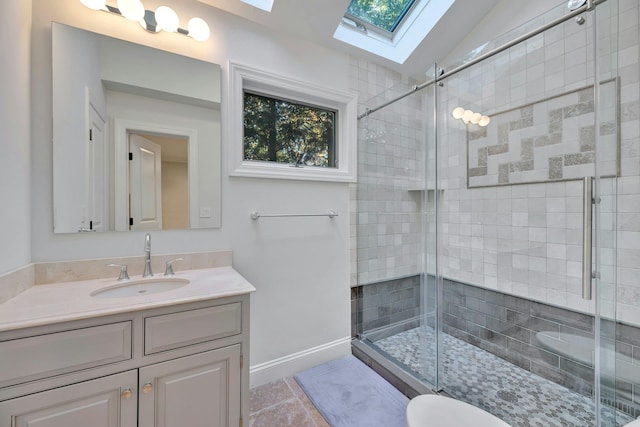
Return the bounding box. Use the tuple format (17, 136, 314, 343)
(196, 0, 501, 77)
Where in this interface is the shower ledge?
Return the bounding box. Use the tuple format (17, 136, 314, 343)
(407, 180, 440, 192)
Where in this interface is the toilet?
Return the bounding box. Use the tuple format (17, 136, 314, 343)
(406, 395, 512, 427)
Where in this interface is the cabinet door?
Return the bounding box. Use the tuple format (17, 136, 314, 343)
(0, 370, 137, 427)
(139, 345, 241, 427)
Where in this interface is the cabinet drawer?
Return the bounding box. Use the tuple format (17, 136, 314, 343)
(145, 303, 242, 355)
(0, 322, 132, 389)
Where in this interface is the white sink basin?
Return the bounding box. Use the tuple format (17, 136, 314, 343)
(91, 278, 190, 298)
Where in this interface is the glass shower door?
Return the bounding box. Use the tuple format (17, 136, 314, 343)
(432, 1, 629, 425)
(594, 1, 639, 426)
(355, 76, 439, 389)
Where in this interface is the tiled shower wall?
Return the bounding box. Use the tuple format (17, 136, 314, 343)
(615, 0, 640, 325)
(351, 275, 422, 338)
(350, 0, 639, 332)
(436, 0, 640, 326)
(348, 58, 426, 286)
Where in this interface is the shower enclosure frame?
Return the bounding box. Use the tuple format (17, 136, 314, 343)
(354, 0, 629, 425)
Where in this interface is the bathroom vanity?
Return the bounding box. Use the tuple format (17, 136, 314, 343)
(0, 265, 254, 427)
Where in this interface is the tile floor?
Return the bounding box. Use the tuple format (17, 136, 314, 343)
(249, 377, 330, 427)
(249, 339, 636, 427)
(373, 326, 634, 427)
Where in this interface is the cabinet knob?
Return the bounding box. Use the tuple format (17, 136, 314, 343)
(121, 388, 133, 399)
(142, 382, 153, 394)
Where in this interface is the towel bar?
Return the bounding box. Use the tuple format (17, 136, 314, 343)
(250, 210, 338, 220)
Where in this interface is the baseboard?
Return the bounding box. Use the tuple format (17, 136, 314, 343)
(249, 336, 352, 388)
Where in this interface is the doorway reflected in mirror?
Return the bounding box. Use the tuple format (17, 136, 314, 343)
(51, 22, 221, 234)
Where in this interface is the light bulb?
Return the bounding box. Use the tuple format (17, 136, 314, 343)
(452, 107, 465, 120)
(80, 0, 106, 10)
(462, 109, 474, 122)
(155, 6, 179, 32)
(470, 112, 482, 124)
(188, 17, 210, 42)
(478, 116, 491, 127)
(118, 0, 145, 21)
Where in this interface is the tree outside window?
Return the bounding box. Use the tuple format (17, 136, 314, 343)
(243, 91, 337, 168)
(346, 0, 416, 33)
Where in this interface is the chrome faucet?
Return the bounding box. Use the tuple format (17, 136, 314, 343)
(143, 233, 153, 277)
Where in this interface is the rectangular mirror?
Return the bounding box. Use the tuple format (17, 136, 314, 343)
(52, 23, 221, 233)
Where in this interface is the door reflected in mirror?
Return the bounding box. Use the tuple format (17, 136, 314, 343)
(128, 132, 189, 231)
(51, 23, 221, 234)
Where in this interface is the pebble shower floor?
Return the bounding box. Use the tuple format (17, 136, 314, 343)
(373, 327, 634, 427)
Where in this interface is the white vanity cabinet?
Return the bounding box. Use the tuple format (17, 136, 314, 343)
(0, 294, 250, 427)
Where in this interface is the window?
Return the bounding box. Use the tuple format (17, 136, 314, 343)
(228, 63, 357, 182)
(243, 92, 337, 168)
(334, 0, 456, 64)
(239, 0, 273, 12)
(345, 0, 417, 35)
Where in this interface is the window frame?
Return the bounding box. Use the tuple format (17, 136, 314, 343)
(228, 62, 357, 182)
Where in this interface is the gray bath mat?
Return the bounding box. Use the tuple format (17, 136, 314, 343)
(294, 355, 409, 427)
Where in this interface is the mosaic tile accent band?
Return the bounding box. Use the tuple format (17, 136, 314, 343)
(467, 80, 618, 188)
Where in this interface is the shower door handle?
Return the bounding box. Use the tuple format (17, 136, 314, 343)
(582, 176, 593, 300)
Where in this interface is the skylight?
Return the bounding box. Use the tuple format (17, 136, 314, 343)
(345, 0, 417, 35)
(334, 0, 456, 64)
(240, 0, 273, 12)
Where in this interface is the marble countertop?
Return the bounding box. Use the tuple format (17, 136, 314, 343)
(0, 266, 256, 333)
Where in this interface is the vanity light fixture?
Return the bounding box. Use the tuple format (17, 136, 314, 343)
(451, 106, 490, 127)
(451, 107, 465, 119)
(80, 0, 211, 42)
(477, 115, 491, 127)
